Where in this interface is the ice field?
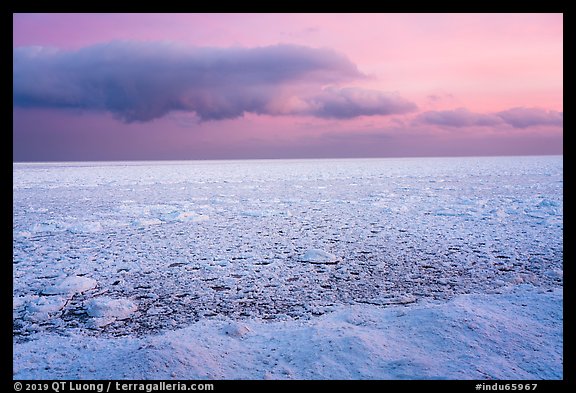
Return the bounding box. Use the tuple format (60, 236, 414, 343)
(13, 156, 563, 379)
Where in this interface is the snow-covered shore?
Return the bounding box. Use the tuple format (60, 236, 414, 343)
(14, 284, 562, 380)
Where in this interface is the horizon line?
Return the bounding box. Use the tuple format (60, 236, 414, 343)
(13, 152, 563, 165)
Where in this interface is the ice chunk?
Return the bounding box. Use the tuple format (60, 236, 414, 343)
(31, 220, 102, 234)
(88, 317, 117, 328)
(32, 221, 66, 233)
(538, 199, 559, 208)
(241, 210, 269, 217)
(299, 249, 339, 264)
(13, 296, 27, 310)
(132, 218, 163, 227)
(149, 204, 179, 215)
(68, 221, 103, 233)
(86, 297, 137, 320)
(27, 296, 68, 314)
(29, 207, 49, 213)
(43, 276, 97, 296)
(433, 208, 461, 216)
(175, 211, 209, 222)
(545, 269, 563, 282)
(241, 209, 291, 218)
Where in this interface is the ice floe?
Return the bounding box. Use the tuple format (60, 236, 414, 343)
(42, 276, 97, 296)
(299, 249, 339, 264)
(86, 297, 137, 319)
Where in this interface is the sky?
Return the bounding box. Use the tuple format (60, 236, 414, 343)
(13, 13, 563, 161)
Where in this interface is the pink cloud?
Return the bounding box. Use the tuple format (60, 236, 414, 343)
(13, 13, 562, 160)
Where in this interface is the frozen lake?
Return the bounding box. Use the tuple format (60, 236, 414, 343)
(13, 156, 563, 379)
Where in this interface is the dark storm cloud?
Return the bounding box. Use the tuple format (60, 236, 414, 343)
(13, 41, 416, 122)
(416, 107, 563, 129)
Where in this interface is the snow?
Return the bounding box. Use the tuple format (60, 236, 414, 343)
(13, 285, 562, 380)
(13, 156, 563, 379)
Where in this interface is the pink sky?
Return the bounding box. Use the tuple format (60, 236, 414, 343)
(13, 13, 563, 161)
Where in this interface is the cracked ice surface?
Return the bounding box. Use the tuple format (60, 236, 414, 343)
(13, 157, 562, 343)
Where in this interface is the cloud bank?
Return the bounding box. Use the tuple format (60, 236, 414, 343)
(303, 87, 417, 119)
(496, 107, 563, 128)
(13, 41, 417, 122)
(416, 107, 563, 129)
